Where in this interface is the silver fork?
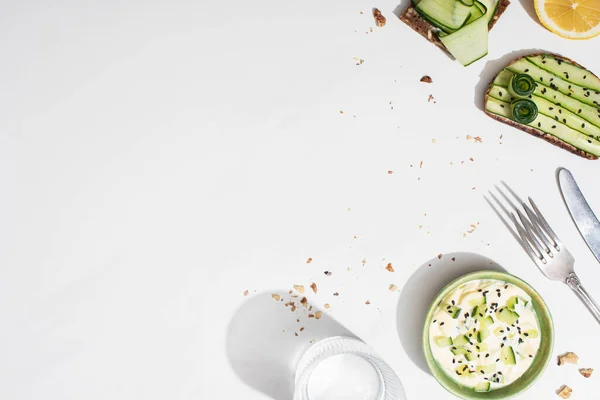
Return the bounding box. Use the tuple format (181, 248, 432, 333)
(487, 182, 600, 325)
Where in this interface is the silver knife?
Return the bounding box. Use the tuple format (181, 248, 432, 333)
(558, 168, 600, 264)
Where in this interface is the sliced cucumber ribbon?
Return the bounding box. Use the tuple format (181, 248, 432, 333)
(509, 74, 536, 98)
(511, 99, 538, 124)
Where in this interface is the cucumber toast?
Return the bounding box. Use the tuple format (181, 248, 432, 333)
(485, 53, 600, 159)
(399, 0, 510, 66)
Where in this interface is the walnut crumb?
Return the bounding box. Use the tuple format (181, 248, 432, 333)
(293, 285, 305, 294)
(580, 368, 593, 378)
(385, 263, 395, 272)
(314, 311, 323, 319)
(558, 352, 579, 366)
(306, 257, 312, 263)
(308, 313, 315, 318)
(420, 75, 433, 83)
(243, 290, 249, 296)
(310, 282, 318, 294)
(557, 385, 572, 399)
(272, 294, 281, 301)
(437, 253, 443, 259)
(365, 300, 371, 305)
(373, 8, 386, 27)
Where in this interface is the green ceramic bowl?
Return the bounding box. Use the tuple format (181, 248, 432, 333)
(423, 270, 554, 400)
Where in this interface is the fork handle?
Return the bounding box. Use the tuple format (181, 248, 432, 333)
(566, 272, 600, 325)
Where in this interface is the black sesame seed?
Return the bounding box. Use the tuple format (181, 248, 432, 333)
(440, 322, 445, 326)
(433, 319, 437, 323)
(538, 122, 541, 128)
(524, 333, 529, 337)
(540, 77, 544, 82)
(525, 69, 529, 72)
(452, 300, 455, 305)
(552, 125, 557, 129)
(559, 109, 562, 113)
(453, 359, 456, 364)
(584, 75, 587, 79)
(478, 289, 482, 292)
(506, 327, 510, 331)
(456, 371, 462, 376)
(486, 353, 490, 358)
(549, 107, 554, 110)
(498, 372, 503, 375)
(503, 336, 507, 341)
(501, 343, 505, 348)
(563, 118, 567, 123)
(582, 123, 586, 128)
(500, 104, 504, 108)
(498, 293, 501, 297)
(496, 358, 500, 362)
(578, 109, 582, 114)
(529, 355, 533, 358)
(480, 370, 485, 374)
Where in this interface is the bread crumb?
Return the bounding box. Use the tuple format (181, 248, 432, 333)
(558, 352, 579, 366)
(294, 285, 305, 294)
(310, 282, 318, 294)
(306, 257, 312, 263)
(428, 94, 436, 103)
(373, 8, 386, 27)
(365, 300, 371, 305)
(438, 253, 443, 259)
(315, 311, 323, 319)
(420, 75, 433, 83)
(308, 313, 315, 318)
(324, 303, 331, 309)
(272, 294, 281, 301)
(388, 170, 394, 174)
(389, 284, 398, 291)
(557, 385, 572, 399)
(299, 327, 305, 331)
(300, 297, 308, 306)
(474, 136, 483, 143)
(243, 290, 249, 296)
(579, 368, 593, 378)
(333, 292, 339, 296)
(385, 263, 395, 272)
(340, 110, 344, 114)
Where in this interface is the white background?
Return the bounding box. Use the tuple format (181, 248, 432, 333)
(2, 0, 600, 399)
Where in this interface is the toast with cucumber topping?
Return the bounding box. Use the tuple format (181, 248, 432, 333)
(484, 53, 600, 160)
(399, 0, 510, 66)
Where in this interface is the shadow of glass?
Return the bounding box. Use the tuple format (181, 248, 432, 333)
(474, 48, 546, 111)
(226, 290, 356, 400)
(395, 252, 507, 375)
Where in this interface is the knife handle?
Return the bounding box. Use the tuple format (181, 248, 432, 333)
(566, 272, 600, 325)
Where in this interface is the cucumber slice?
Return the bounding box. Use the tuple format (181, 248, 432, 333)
(454, 335, 469, 347)
(456, 365, 473, 377)
(527, 54, 600, 93)
(525, 329, 539, 338)
(480, 315, 494, 331)
(476, 329, 489, 343)
(474, 382, 491, 392)
(444, 304, 462, 319)
(458, 0, 475, 6)
(505, 296, 518, 310)
(415, 0, 472, 33)
(469, 296, 487, 307)
(451, 346, 469, 355)
(485, 97, 600, 156)
(439, 13, 488, 66)
(497, 308, 520, 325)
(501, 345, 517, 365)
(507, 58, 600, 108)
(477, 364, 496, 374)
(465, 352, 477, 362)
(435, 336, 454, 347)
(474, 342, 488, 352)
(472, 305, 485, 319)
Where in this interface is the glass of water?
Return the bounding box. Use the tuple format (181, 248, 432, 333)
(293, 336, 407, 400)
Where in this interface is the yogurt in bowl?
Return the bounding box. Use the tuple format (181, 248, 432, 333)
(423, 271, 553, 399)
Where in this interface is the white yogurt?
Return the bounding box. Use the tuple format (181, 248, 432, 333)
(429, 279, 541, 391)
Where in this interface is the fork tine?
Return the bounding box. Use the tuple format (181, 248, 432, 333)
(522, 204, 554, 254)
(529, 197, 561, 249)
(510, 211, 545, 264)
(515, 209, 548, 261)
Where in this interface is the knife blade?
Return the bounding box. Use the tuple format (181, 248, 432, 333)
(558, 168, 600, 264)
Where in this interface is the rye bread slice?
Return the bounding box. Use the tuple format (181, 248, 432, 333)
(484, 53, 599, 160)
(399, 0, 510, 55)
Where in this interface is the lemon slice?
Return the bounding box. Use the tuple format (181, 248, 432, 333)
(534, 0, 600, 39)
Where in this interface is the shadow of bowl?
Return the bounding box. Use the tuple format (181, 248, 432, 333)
(395, 252, 506, 375)
(226, 290, 355, 400)
(474, 48, 547, 111)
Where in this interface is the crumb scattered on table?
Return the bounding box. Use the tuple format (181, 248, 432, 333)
(306, 257, 312, 263)
(243, 290, 249, 296)
(428, 94, 436, 103)
(314, 311, 323, 319)
(420, 75, 433, 83)
(294, 285, 305, 294)
(385, 263, 395, 272)
(558, 352, 579, 366)
(373, 8, 386, 27)
(324, 303, 331, 309)
(365, 300, 371, 305)
(310, 282, 318, 294)
(437, 253, 443, 259)
(557, 385, 572, 399)
(333, 292, 339, 296)
(580, 368, 593, 378)
(389, 284, 398, 291)
(272, 294, 281, 301)
(324, 271, 332, 276)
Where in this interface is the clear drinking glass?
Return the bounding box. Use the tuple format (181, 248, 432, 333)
(293, 336, 407, 400)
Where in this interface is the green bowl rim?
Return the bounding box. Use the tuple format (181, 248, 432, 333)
(422, 270, 554, 400)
